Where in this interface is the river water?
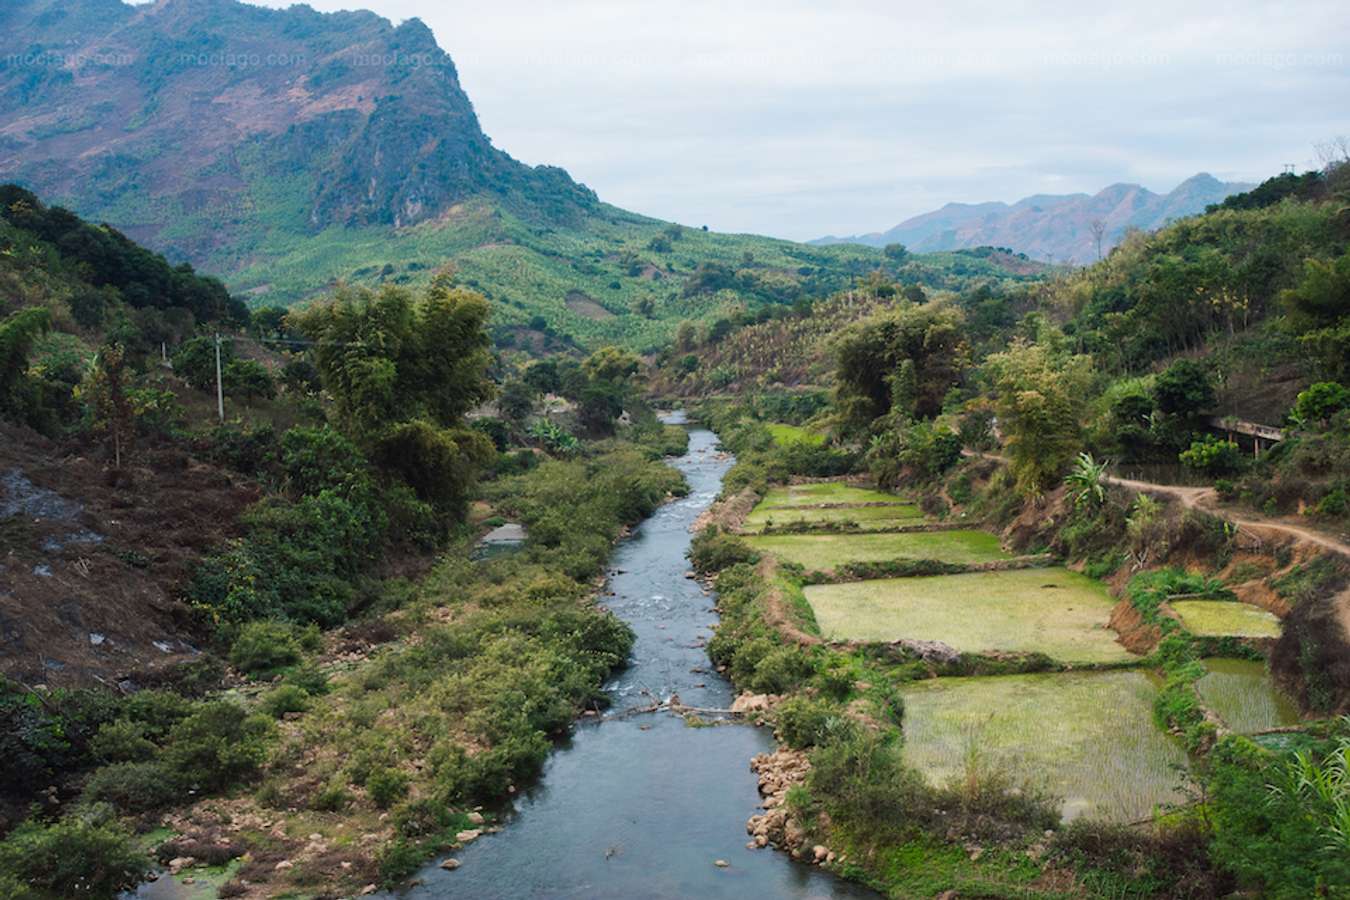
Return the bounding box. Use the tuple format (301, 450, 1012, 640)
(391, 421, 875, 899)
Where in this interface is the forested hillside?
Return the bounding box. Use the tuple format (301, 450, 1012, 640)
(671, 158, 1350, 899)
(0, 184, 705, 897)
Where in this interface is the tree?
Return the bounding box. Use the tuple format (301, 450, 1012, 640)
(291, 280, 495, 519)
(0, 307, 50, 421)
(832, 303, 968, 430)
(292, 280, 493, 438)
(1153, 358, 1215, 418)
(172, 335, 233, 392)
(582, 346, 641, 384)
(1292, 382, 1349, 428)
(498, 379, 537, 423)
(985, 340, 1093, 496)
(883, 243, 909, 264)
(674, 320, 699, 352)
(223, 359, 276, 401)
(77, 344, 135, 468)
(523, 359, 561, 395)
(1282, 248, 1350, 325)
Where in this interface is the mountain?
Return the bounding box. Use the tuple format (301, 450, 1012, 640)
(813, 174, 1253, 264)
(0, 0, 911, 351)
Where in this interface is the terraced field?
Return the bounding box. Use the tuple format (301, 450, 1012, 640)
(746, 530, 1009, 570)
(899, 671, 1188, 822)
(758, 483, 906, 507)
(1197, 658, 1301, 732)
(1170, 600, 1283, 637)
(804, 568, 1134, 662)
(741, 503, 925, 533)
(764, 423, 825, 447)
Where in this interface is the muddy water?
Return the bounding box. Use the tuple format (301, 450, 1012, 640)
(390, 422, 875, 899)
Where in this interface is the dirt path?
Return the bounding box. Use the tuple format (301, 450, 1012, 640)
(1103, 475, 1350, 558)
(964, 450, 1350, 640)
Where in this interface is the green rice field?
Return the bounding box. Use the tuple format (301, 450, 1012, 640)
(1170, 600, 1282, 638)
(741, 502, 925, 533)
(746, 530, 1009, 570)
(802, 568, 1135, 662)
(900, 671, 1188, 822)
(759, 483, 906, 507)
(765, 423, 826, 447)
(1197, 658, 1301, 733)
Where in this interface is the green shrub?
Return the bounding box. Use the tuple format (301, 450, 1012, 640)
(1179, 434, 1245, 475)
(775, 696, 843, 749)
(82, 760, 180, 812)
(259, 685, 310, 719)
(367, 767, 411, 809)
(222, 359, 275, 401)
(161, 701, 273, 792)
(749, 645, 815, 694)
(90, 719, 155, 763)
(229, 620, 304, 675)
(311, 778, 351, 812)
(0, 816, 148, 897)
(377, 838, 424, 886)
(689, 526, 759, 574)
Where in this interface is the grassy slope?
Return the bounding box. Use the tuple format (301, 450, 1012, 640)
(187, 176, 893, 350)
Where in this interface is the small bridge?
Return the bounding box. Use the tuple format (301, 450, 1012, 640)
(1209, 416, 1284, 456)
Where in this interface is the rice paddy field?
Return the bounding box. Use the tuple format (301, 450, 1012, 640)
(746, 530, 1009, 570)
(803, 568, 1136, 662)
(758, 483, 906, 507)
(764, 423, 826, 447)
(1196, 658, 1301, 733)
(899, 671, 1188, 822)
(741, 502, 925, 533)
(1169, 600, 1283, 638)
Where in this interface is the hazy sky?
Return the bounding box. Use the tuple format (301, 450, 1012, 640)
(245, 0, 1349, 240)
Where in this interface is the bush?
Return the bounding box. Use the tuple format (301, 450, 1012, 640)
(748, 645, 815, 694)
(1179, 434, 1244, 475)
(90, 719, 156, 763)
(0, 816, 149, 896)
(229, 620, 305, 675)
(367, 767, 411, 809)
(82, 760, 180, 812)
(311, 778, 351, 812)
(1293, 381, 1349, 427)
(689, 526, 759, 574)
(222, 359, 275, 401)
(280, 426, 370, 497)
(775, 696, 842, 749)
(162, 701, 273, 791)
(259, 684, 310, 719)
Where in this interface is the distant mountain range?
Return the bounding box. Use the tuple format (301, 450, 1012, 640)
(813, 174, 1253, 263)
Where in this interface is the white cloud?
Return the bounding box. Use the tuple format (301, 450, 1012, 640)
(246, 0, 1350, 239)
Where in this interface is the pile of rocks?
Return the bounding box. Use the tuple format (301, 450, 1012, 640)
(744, 748, 837, 867)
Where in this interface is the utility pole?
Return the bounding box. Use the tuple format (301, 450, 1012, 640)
(214, 333, 225, 424)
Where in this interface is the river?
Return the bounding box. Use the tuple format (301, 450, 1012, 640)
(390, 419, 875, 898)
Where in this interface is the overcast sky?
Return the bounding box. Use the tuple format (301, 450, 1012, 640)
(245, 0, 1349, 240)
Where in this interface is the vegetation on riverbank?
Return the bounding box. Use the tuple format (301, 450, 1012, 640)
(1, 188, 698, 897)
